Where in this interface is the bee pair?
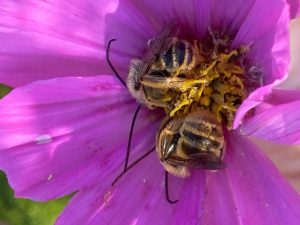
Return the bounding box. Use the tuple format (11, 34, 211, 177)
(127, 23, 225, 178)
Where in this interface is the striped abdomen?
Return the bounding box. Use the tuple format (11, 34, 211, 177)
(153, 38, 197, 74)
(157, 109, 225, 177)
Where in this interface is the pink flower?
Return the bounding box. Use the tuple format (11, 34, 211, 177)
(1, 0, 300, 224)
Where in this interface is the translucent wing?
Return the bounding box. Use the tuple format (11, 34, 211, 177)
(135, 21, 177, 86)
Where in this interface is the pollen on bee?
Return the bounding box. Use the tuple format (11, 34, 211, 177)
(161, 32, 261, 129)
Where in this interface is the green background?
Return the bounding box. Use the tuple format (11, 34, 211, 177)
(0, 172, 69, 225)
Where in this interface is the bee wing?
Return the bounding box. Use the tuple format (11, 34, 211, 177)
(137, 21, 177, 80)
(188, 152, 225, 169)
(146, 20, 177, 57)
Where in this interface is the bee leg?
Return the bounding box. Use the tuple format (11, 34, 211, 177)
(165, 171, 178, 204)
(124, 104, 142, 171)
(111, 147, 155, 186)
(106, 39, 127, 87)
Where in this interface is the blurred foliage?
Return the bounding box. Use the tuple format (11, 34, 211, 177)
(0, 171, 70, 225)
(0, 83, 12, 99)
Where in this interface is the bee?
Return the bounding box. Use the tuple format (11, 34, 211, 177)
(126, 23, 226, 177)
(156, 108, 225, 177)
(127, 23, 201, 111)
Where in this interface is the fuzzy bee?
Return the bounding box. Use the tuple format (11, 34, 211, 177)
(157, 108, 225, 177)
(126, 23, 226, 177)
(127, 23, 201, 111)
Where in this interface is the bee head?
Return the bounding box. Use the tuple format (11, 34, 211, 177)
(127, 59, 147, 104)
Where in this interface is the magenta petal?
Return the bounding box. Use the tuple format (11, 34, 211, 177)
(56, 153, 207, 225)
(233, 86, 272, 128)
(0, 75, 159, 200)
(233, 0, 290, 82)
(106, 0, 211, 80)
(233, 0, 286, 53)
(263, 88, 300, 104)
(0, 0, 118, 87)
(210, 0, 255, 34)
(56, 154, 188, 225)
(241, 89, 300, 145)
(287, 0, 300, 18)
(232, 1, 290, 128)
(171, 171, 205, 225)
(201, 132, 300, 225)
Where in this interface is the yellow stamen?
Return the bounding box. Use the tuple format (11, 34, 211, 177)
(161, 36, 249, 129)
(170, 99, 192, 116)
(202, 60, 217, 75)
(180, 79, 207, 92)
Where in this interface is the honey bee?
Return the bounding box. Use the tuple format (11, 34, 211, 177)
(126, 23, 226, 178)
(157, 108, 225, 177)
(127, 23, 200, 111)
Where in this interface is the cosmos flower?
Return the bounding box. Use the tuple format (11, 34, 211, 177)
(1, 0, 300, 224)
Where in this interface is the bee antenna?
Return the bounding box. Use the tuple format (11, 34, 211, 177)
(106, 39, 127, 87)
(112, 146, 155, 186)
(165, 171, 178, 204)
(124, 104, 142, 171)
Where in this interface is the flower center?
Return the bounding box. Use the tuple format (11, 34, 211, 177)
(162, 32, 260, 129)
(128, 28, 262, 129)
(165, 34, 249, 129)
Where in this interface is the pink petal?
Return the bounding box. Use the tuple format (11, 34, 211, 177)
(210, 0, 255, 34)
(106, 0, 211, 81)
(57, 130, 300, 225)
(0, 75, 160, 200)
(201, 132, 300, 225)
(56, 154, 189, 225)
(0, 0, 118, 87)
(241, 89, 300, 145)
(171, 171, 206, 225)
(232, 0, 290, 128)
(287, 0, 300, 18)
(264, 88, 300, 104)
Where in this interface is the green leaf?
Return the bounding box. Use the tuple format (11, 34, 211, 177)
(0, 83, 13, 99)
(0, 172, 70, 225)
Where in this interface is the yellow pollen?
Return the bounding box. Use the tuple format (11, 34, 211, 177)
(180, 79, 208, 91)
(170, 99, 192, 116)
(202, 60, 217, 75)
(164, 40, 248, 128)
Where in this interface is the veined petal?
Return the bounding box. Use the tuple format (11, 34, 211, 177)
(56, 154, 188, 225)
(210, 0, 255, 34)
(0, 75, 160, 200)
(232, 0, 290, 128)
(171, 171, 206, 225)
(241, 88, 300, 145)
(105, 0, 211, 81)
(0, 0, 118, 87)
(200, 132, 300, 225)
(287, 0, 300, 18)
